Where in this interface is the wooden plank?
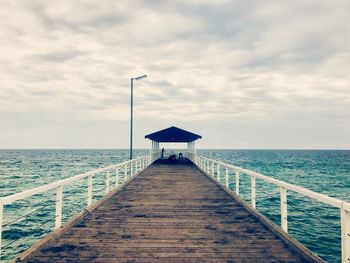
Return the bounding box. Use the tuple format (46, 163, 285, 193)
(16, 159, 322, 263)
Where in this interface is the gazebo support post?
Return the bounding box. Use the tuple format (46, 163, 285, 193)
(187, 141, 196, 154)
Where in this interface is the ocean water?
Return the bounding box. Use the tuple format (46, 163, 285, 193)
(0, 149, 349, 262)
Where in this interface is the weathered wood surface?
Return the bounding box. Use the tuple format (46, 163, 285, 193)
(22, 159, 316, 262)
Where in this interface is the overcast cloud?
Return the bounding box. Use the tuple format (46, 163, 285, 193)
(0, 0, 349, 149)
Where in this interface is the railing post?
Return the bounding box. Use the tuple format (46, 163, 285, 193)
(251, 176, 256, 208)
(131, 162, 133, 177)
(55, 185, 63, 230)
(105, 171, 110, 194)
(225, 168, 229, 188)
(211, 162, 214, 177)
(207, 160, 210, 174)
(280, 187, 288, 233)
(124, 164, 127, 181)
(0, 202, 3, 260)
(235, 170, 240, 195)
(341, 207, 350, 263)
(87, 175, 92, 206)
(217, 163, 220, 181)
(115, 167, 119, 187)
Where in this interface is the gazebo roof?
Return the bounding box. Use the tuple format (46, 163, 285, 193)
(145, 126, 202, 143)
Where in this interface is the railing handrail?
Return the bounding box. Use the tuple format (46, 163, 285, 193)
(196, 154, 350, 211)
(187, 152, 350, 263)
(0, 152, 161, 261)
(0, 155, 149, 206)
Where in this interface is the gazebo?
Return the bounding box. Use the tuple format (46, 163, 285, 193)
(145, 126, 202, 156)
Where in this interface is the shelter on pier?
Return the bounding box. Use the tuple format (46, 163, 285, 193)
(145, 126, 202, 154)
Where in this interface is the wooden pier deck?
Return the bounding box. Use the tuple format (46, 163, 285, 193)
(18, 159, 319, 263)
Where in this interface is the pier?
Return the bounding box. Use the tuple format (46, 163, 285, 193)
(14, 159, 319, 262)
(1, 127, 349, 262)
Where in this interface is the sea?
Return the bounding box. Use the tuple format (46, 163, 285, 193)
(0, 149, 349, 262)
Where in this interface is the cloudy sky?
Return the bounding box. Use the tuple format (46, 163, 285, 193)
(0, 0, 349, 149)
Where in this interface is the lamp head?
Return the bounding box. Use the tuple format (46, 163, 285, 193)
(134, 74, 147, 80)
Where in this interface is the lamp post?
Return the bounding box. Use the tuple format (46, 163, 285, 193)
(130, 74, 147, 160)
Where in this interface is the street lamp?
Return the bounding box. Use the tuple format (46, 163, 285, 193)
(130, 74, 147, 160)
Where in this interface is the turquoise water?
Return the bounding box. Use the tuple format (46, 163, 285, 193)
(1, 149, 349, 262)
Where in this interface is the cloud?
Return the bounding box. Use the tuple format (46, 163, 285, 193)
(0, 0, 349, 148)
(35, 50, 86, 63)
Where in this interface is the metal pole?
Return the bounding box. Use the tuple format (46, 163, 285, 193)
(105, 171, 110, 194)
(0, 203, 3, 261)
(225, 168, 229, 188)
(115, 167, 119, 187)
(341, 207, 350, 263)
(217, 163, 220, 181)
(251, 176, 256, 208)
(87, 175, 92, 207)
(235, 171, 240, 195)
(55, 185, 63, 230)
(280, 187, 288, 232)
(130, 78, 133, 160)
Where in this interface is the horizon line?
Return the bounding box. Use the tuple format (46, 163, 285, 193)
(0, 148, 349, 151)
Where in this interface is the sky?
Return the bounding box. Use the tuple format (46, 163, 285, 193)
(0, 0, 349, 149)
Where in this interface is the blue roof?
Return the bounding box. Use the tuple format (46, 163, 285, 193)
(145, 126, 202, 143)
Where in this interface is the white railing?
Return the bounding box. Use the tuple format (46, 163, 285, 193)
(0, 152, 160, 261)
(187, 152, 350, 263)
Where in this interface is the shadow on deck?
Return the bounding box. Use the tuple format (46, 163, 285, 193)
(153, 157, 192, 165)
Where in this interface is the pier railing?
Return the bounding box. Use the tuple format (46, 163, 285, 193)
(187, 152, 350, 263)
(0, 152, 159, 261)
